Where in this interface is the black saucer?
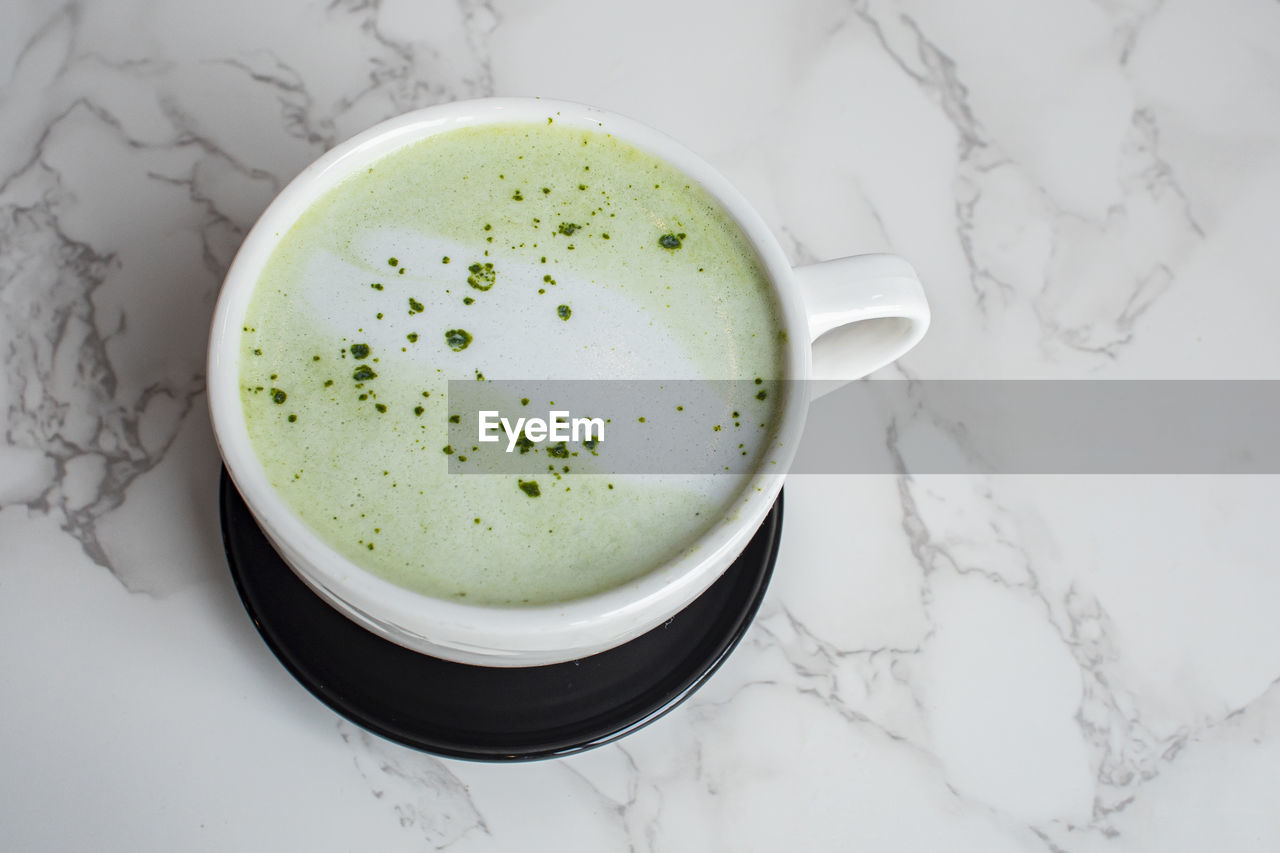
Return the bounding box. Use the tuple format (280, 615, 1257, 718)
(219, 469, 782, 761)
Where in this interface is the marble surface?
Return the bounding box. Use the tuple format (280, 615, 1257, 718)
(3, 0, 1279, 849)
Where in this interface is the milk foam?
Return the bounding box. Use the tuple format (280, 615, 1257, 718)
(239, 122, 784, 606)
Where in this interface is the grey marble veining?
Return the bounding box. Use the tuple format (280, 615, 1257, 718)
(3, 0, 1279, 850)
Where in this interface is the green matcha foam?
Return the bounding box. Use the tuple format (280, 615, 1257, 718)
(238, 122, 784, 606)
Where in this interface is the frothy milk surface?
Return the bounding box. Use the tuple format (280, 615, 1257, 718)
(239, 121, 784, 605)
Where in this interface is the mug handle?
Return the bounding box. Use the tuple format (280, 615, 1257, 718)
(793, 253, 930, 399)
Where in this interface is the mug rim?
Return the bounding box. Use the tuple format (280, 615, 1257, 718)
(207, 97, 812, 665)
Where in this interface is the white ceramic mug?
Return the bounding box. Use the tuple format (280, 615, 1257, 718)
(208, 98, 929, 667)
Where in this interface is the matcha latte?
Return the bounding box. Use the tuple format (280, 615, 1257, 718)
(238, 122, 785, 606)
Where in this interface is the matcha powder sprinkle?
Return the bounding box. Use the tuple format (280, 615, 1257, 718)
(467, 262, 496, 291)
(445, 329, 473, 351)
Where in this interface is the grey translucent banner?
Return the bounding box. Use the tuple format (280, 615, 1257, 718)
(446, 379, 784, 476)
(446, 380, 1280, 474)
